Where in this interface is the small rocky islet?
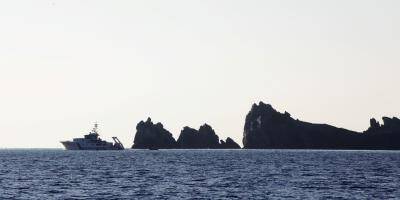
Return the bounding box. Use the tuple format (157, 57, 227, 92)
(131, 102, 400, 150)
(132, 117, 241, 149)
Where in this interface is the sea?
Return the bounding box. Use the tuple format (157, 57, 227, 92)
(0, 149, 399, 199)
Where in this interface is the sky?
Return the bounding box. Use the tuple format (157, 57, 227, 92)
(0, 0, 399, 148)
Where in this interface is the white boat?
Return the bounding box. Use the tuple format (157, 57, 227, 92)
(61, 123, 124, 150)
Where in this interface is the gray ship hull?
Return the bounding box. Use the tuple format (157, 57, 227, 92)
(61, 141, 81, 150)
(61, 141, 123, 150)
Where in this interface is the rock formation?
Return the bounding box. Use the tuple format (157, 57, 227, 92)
(177, 126, 203, 149)
(220, 137, 241, 149)
(243, 102, 400, 149)
(132, 118, 177, 149)
(177, 124, 240, 149)
(132, 119, 241, 149)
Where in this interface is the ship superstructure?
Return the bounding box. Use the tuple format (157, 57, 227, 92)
(61, 123, 124, 150)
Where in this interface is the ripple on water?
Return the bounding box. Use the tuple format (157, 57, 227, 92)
(0, 149, 400, 199)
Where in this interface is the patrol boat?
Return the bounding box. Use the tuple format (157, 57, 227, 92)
(61, 123, 124, 150)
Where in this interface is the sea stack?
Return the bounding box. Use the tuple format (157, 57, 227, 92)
(177, 124, 240, 149)
(220, 137, 241, 149)
(132, 118, 177, 149)
(132, 119, 241, 149)
(243, 101, 400, 149)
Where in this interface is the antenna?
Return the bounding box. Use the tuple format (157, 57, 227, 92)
(92, 122, 99, 134)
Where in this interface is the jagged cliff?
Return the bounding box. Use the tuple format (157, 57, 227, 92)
(177, 124, 220, 149)
(132, 118, 177, 149)
(243, 102, 400, 149)
(220, 137, 241, 149)
(176, 124, 241, 149)
(132, 119, 241, 149)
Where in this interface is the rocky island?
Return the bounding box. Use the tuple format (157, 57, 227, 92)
(243, 102, 400, 149)
(132, 102, 399, 150)
(132, 118, 177, 149)
(132, 118, 241, 149)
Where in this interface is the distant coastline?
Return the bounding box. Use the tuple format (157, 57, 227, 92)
(243, 102, 400, 150)
(131, 102, 400, 150)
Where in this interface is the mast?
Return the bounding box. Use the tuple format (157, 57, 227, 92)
(91, 122, 99, 135)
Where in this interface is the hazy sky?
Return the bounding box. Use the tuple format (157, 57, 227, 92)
(1, 0, 399, 148)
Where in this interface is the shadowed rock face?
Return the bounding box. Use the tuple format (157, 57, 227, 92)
(177, 126, 203, 149)
(177, 124, 240, 149)
(220, 137, 241, 149)
(132, 118, 177, 149)
(197, 124, 220, 148)
(243, 102, 400, 149)
(132, 119, 241, 149)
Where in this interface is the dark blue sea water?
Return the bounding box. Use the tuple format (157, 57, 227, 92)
(0, 149, 400, 199)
